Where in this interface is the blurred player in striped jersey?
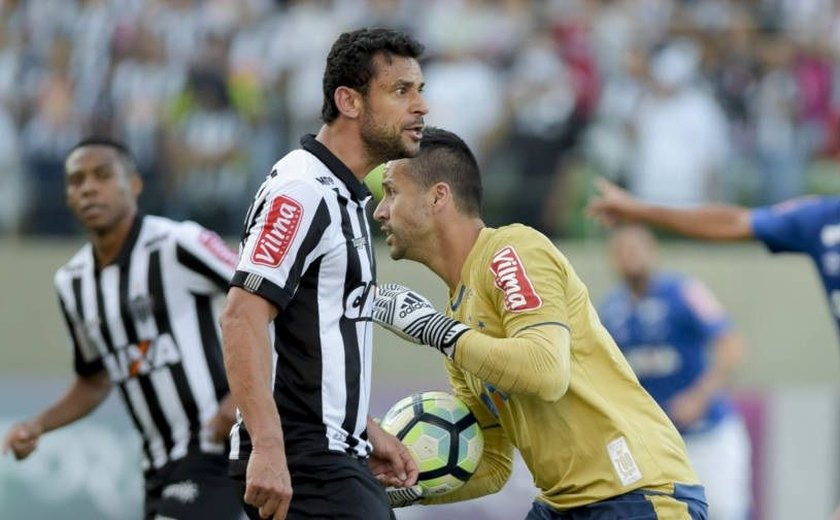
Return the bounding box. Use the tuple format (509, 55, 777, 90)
(600, 225, 751, 520)
(1, 137, 243, 519)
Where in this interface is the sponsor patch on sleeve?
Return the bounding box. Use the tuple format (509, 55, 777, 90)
(489, 245, 542, 312)
(251, 195, 304, 267)
(199, 230, 239, 267)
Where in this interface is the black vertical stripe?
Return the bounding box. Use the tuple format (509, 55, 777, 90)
(118, 266, 139, 344)
(357, 199, 375, 278)
(93, 270, 116, 355)
(194, 294, 229, 401)
(138, 374, 175, 454)
(337, 196, 361, 446)
(149, 250, 202, 441)
(279, 199, 332, 298)
(67, 280, 104, 375)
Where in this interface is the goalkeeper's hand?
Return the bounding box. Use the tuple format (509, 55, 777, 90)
(386, 484, 424, 508)
(373, 283, 470, 358)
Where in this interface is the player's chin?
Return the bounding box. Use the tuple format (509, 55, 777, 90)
(400, 137, 422, 157)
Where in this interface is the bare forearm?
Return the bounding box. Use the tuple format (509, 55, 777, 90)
(34, 372, 112, 433)
(630, 204, 753, 241)
(699, 332, 745, 396)
(222, 316, 283, 449)
(454, 326, 570, 401)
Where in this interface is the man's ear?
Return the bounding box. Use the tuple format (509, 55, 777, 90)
(131, 174, 143, 198)
(335, 86, 362, 119)
(430, 183, 451, 211)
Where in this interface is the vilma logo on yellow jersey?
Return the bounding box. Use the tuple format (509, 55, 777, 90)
(489, 246, 542, 312)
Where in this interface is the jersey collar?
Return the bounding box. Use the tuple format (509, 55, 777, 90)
(300, 134, 372, 202)
(94, 213, 144, 271)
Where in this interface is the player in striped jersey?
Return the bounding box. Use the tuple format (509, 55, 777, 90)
(220, 28, 427, 520)
(2, 138, 243, 519)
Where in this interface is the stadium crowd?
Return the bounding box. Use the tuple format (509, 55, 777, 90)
(2, 0, 840, 237)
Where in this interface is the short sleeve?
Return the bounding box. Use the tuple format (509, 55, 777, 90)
(174, 221, 238, 293)
(482, 230, 570, 337)
(231, 179, 332, 310)
(751, 197, 824, 254)
(56, 289, 103, 376)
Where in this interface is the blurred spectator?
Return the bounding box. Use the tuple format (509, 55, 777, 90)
(20, 35, 83, 235)
(5, 0, 840, 238)
(752, 33, 805, 204)
(0, 104, 25, 234)
(629, 38, 729, 206)
(110, 26, 185, 212)
(165, 69, 251, 235)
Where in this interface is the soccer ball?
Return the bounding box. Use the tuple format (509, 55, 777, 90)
(380, 391, 484, 496)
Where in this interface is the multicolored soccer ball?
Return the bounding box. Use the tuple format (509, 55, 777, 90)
(380, 391, 484, 496)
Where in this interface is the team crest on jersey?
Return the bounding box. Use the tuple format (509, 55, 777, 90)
(251, 195, 303, 267)
(129, 295, 154, 323)
(489, 246, 542, 312)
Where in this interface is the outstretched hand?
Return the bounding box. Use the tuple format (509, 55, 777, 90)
(373, 283, 470, 358)
(585, 177, 642, 228)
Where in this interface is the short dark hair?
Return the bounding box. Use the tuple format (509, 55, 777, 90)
(68, 136, 138, 173)
(407, 127, 483, 217)
(321, 27, 424, 124)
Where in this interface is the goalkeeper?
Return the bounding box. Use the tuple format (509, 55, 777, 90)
(372, 128, 708, 519)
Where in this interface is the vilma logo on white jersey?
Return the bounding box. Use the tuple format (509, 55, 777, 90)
(252, 195, 303, 267)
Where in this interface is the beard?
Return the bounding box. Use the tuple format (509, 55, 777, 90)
(359, 111, 419, 164)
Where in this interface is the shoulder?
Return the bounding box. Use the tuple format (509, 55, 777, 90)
(482, 225, 557, 257)
(54, 244, 92, 286)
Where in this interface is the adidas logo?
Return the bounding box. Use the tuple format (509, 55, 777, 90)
(399, 293, 425, 318)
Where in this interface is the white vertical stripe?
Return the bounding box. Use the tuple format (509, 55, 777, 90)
(99, 265, 128, 347)
(161, 243, 218, 424)
(80, 264, 113, 376)
(124, 378, 168, 469)
(149, 368, 192, 460)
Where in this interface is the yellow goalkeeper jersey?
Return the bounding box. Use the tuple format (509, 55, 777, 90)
(432, 225, 699, 511)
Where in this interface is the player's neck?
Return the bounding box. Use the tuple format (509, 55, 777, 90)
(316, 124, 378, 182)
(90, 211, 137, 267)
(627, 274, 650, 299)
(431, 217, 484, 292)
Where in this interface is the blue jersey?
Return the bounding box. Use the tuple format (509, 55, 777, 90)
(752, 196, 840, 337)
(599, 273, 734, 434)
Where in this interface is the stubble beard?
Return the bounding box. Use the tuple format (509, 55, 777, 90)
(360, 113, 416, 165)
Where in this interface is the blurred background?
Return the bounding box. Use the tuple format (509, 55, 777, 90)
(1, 0, 840, 518)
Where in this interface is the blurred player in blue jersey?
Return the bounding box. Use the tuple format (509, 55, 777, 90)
(588, 177, 840, 519)
(600, 225, 751, 520)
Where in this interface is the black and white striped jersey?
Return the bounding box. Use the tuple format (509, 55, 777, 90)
(229, 134, 376, 463)
(54, 215, 237, 473)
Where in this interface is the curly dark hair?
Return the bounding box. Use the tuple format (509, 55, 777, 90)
(321, 27, 424, 124)
(408, 127, 483, 217)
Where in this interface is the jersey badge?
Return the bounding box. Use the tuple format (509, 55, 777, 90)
(251, 195, 303, 267)
(607, 436, 643, 487)
(489, 246, 542, 312)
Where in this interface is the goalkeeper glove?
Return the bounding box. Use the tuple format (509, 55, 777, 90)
(373, 283, 470, 358)
(386, 484, 424, 508)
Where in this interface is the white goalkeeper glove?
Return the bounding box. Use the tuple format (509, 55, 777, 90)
(373, 283, 470, 358)
(386, 484, 424, 508)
